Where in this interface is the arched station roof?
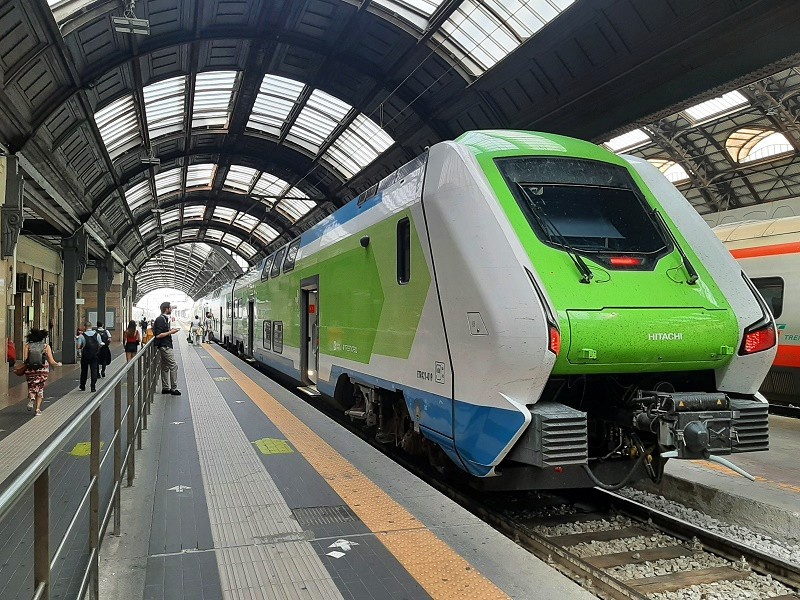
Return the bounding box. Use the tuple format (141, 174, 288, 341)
(1, 0, 799, 298)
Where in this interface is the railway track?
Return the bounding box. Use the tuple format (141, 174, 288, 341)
(238, 349, 800, 600)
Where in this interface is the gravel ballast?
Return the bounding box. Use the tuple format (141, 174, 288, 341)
(618, 487, 800, 567)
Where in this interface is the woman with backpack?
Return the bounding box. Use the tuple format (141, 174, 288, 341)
(123, 320, 141, 362)
(23, 329, 62, 415)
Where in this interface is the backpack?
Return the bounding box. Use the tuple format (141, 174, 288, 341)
(26, 341, 46, 370)
(82, 333, 100, 359)
(98, 329, 110, 345)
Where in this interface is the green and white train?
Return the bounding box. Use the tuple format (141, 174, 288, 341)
(196, 130, 774, 490)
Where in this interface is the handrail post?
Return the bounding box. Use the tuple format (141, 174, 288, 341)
(113, 381, 122, 536)
(33, 467, 50, 600)
(89, 407, 101, 600)
(137, 358, 145, 444)
(144, 348, 152, 415)
(127, 368, 135, 486)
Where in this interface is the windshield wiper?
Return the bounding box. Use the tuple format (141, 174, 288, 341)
(518, 184, 594, 284)
(652, 210, 698, 285)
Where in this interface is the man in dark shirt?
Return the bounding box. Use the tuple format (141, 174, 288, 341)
(153, 301, 181, 395)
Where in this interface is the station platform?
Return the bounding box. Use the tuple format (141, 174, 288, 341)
(99, 337, 596, 600)
(640, 415, 800, 542)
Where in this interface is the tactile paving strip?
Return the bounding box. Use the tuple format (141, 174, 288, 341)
(181, 341, 343, 599)
(205, 345, 511, 600)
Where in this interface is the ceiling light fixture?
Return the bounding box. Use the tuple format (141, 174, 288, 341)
(113, 0, 150, 35)
(141, 148, 160, 165)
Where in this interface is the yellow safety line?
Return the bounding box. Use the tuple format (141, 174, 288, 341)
(205, 345, 510, 600)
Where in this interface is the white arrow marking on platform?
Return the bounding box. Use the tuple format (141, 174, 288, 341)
(326, 550, 346, 559)
(328, 539, 359, 552)
(171, 421, 185, 425)
(167, 485, 191, 493)
(235, 401, 245, 404)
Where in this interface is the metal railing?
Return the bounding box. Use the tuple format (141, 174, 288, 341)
(0, 340, 161, 600)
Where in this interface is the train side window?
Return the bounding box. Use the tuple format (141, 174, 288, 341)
(283, 238, 301, 273)
(397, 218, 411, 284)
(271, 247, 286, 279)
(261, 254, 274, 281)
(226, 300, 231, 318)
(272, 321, 283, 354)
(751, 276, 784, 318)
(263, 320, 272, 351)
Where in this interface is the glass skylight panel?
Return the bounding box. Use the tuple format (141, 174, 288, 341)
(436, 0, 575, 76)
(143, 76, 187, 139)
(247, 75, 304, 137)
(192, 71, 238, 129)
(222, 233, 244, 248)
(234, 212, 259, 230)
(254, 223, 279, 244)
(205, 229, 224, 242)
(183, 206, 205, 220)
(224, 165, 259, 193)
(162, 231, 181, 245)
(182, 228, 199, 239)
(286, 89, 352, 154)
(140, 219, 157, 236)
(278, 198, 316, 222)
(603, 129, 650, 152)
(323, 114, 395, 178)
(684, 91, 748, 123)
(371, 0, 446, 30)
(94, 95, 141, 160)
(154, 168, 182, 196)
(124, 180, 153, 212)
(239, 241, 257, 257)
(213, 206, 237, 223)
(186, 163, 215, 188)
(252, 173, 290, 202)
(160, 208, 181, 225)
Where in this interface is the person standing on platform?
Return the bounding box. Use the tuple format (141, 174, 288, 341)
(123, 320, 141, 362)
(153, 301, 181, 395)
(95, 321, 112, 377)
(77, 322, 103, 392)
(23, 329, 62, 416)
(139, 316, 148, 337)
(203, 312, 214, 343)
(190, 315, 201, 345)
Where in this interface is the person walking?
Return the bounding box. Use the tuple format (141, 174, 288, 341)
(139, 316, 148, 336)
(77, 322, 103, 392)
(203, 312, 214, 343)
(23, 329, 62, 416)
(190, 315, 201, 345)
(123, 320, 141, 362)
(143, 324, 154, 345)
(95, 321, 112, 377)
(153, 301, 181, 395)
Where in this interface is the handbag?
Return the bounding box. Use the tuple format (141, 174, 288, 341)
(14, 363, 27, 376)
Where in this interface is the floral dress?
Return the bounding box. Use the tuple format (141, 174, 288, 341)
(25, 344, 50, 395)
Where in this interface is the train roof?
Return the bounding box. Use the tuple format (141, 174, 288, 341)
(713, 214, 800, 245)
(455, 130, 620, 163)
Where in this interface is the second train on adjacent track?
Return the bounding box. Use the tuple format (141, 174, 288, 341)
(195, 130, 774, 490)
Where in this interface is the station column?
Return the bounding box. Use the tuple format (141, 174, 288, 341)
(0, 156, 23, 400)
(97, 254, 114, 332)
(61, 228, 87, 364)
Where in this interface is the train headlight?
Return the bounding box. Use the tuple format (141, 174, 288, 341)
(548, 325, 561, 355)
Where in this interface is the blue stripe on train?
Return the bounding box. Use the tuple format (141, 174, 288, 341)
(300, 192, 384, 248)
(253, 355, 527, 477)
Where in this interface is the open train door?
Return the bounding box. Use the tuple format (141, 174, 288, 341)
(298, 276, 321, 397)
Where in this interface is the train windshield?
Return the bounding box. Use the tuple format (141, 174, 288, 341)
(497, 157, 669, 255)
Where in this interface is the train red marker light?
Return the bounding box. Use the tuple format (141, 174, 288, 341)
(609, 256, 643, 267)
(741, 325, 776, 354)
(548, 325, 561, 355)
(554, 466, 563, 473)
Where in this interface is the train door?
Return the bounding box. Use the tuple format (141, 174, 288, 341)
(299, 277, 320, 394)
(247, 299, 255, 357)
(218, 306, 223, 342)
